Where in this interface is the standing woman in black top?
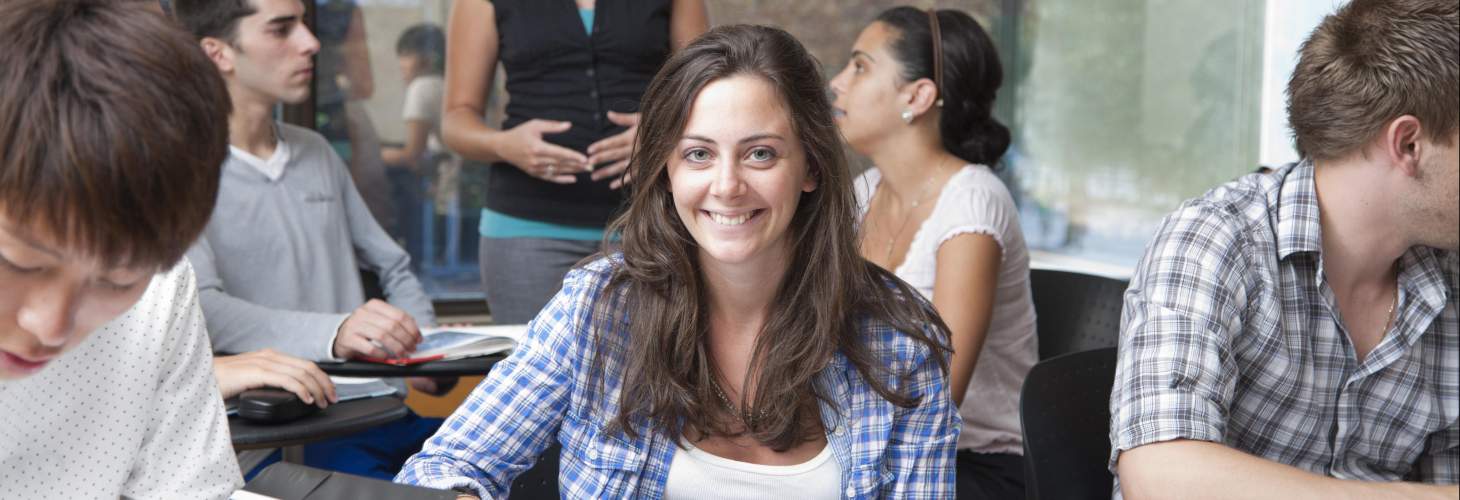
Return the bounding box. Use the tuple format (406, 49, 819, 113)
(446, 0, 708, 324)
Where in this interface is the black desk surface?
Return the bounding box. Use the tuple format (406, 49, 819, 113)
(316, 354, 507, 377)
(229, 396, 409, 450)
(245, 462, 457, 500)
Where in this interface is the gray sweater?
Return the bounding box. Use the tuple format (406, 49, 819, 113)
(188, 122, 435, 361)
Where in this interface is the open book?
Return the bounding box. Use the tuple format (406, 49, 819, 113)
(358, 324, 527, 366)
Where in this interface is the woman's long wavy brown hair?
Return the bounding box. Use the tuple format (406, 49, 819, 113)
(592, 24, 950, 451)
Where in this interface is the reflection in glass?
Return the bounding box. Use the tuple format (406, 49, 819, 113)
(317, 0, 480, 300)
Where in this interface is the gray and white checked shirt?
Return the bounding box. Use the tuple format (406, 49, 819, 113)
(1109, 161, 1458, 496)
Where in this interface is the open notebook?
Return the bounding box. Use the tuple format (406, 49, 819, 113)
(357, 324, 527, 366)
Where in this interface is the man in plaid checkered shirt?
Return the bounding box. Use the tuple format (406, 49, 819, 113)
(1108, 0, 1458, 498)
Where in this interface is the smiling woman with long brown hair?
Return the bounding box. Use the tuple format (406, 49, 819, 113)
(398, 24, 958, 499)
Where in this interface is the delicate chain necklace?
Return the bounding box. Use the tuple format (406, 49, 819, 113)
(709, 376, 768, 428)
(867, 158, 950, 265)
(1380, 282, 1399, 335)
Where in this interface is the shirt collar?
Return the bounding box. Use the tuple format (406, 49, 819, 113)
(1398, 246, 1455, 329)
(1275, 159, 1323, 260)
(228, 123, 289, 182)
(1275, 160, 1456, 357)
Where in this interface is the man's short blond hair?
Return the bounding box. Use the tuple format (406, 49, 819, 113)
(1288, 0, 1458, 161)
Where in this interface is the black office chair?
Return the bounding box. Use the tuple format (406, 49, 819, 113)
(1020, 347, 1118, 500)
(360, 269, 387, 302)
(508, 444, 561, 499)
(1029, 269, 1128, 359)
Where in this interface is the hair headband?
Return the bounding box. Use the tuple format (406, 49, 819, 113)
(927, 8, 944, 107)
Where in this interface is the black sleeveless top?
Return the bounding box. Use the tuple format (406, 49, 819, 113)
(486, 0, 672, 228)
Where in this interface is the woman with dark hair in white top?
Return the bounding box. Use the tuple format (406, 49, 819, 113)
(831, 7, 1038, 500)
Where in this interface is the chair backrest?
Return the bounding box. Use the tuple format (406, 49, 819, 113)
(509, 443, 561, 499)
(1029, 269, 1128, 359)
(1020, 347, 1118, 500)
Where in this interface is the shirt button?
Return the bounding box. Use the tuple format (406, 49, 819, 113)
(586, 447, 598, 460)
(586, 68, 595, 78)
(590, 90, 599, 99)
(835, 426, 846, 436)
(844, 486, 855, 498)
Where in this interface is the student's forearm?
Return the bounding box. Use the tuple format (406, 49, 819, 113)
(385, 121, 430, 167)
(442, 0, 501, 165)
(336, 164, 436, 326)
(931, 233, 1001, 408)
(375, 265, 435, 327)
(442, 110, 508, 164)
(199, 289, 347, 360)
(381, 146, 411, 167)
(1119, 440, 1457, 500)
(946, 333, 984, 408)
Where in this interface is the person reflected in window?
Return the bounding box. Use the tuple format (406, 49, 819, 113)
(313, 0, 398, 231)
(397, 25, 958, 499)
(830, 8, 1035, 500)
(382, 23, 450, 268)
(1110, 1, 1458, 498)
(444, 0, 708, 325)
(0, 1, 241, 496)
(383, 23, 448, 173)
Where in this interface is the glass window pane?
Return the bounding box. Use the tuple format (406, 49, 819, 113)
(1003, 0, 1266, 267)
(314, 0, 478, 300)
(316, 0, 1343, 291)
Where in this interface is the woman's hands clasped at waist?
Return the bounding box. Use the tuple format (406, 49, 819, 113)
(586, 111, 640, 189)
(495, 112, 639, 189)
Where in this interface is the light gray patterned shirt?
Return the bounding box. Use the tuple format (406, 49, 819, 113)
(0, 260, 242, 498)
(1109, 161, 1458, 497)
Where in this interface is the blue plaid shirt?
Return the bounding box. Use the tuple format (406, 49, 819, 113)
(1110, 161, 1459, 497)
(397, 256, 959, 498)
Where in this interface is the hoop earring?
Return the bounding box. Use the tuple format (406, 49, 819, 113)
(901, 110, 914, 123)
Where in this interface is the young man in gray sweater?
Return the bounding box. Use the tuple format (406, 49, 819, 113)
(174, 0, 450, 479)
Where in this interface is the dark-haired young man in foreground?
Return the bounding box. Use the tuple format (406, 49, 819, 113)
(1111, 1, 1458, 498)
(0, 0, 242, 496)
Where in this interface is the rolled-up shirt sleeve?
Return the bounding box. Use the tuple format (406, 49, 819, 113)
(881, 329, 959, 499)
(395, 265, 597, 496)
(1410, 424, 1459, 484)
(1109, 200, 1250, 471)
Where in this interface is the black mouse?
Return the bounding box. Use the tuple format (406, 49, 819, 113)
(237, 388, 321, 424)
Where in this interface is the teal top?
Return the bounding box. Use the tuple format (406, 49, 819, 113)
(579, 8, 594, 34)
(479, 207, 605, 241)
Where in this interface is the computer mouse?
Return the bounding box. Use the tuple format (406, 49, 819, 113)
(237, 388, 321, 424)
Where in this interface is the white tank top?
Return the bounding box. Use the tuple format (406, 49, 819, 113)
(663, 440, 842, 500)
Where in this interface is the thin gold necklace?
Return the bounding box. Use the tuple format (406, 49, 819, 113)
(709, 375, 767, 428)
(868, 158, 950, 265)
(1380, 282, 1398, 335)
